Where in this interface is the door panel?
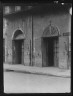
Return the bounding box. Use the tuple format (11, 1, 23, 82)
(12, 40, 24, 64)
(42, 37, 59, 67)
(42, 38, 47, 67)
(16, 40, 23, 64)
(47, 38, 54, 66)
(54, 37, 59, 67)
(12, 40, 16, 64)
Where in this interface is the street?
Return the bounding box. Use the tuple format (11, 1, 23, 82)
(4, 71, 71, 93)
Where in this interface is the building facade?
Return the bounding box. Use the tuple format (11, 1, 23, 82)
(3, 4, 71, 69)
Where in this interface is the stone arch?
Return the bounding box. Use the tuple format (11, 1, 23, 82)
(12, 29, 25, 40)
(42, 23, 60, 37)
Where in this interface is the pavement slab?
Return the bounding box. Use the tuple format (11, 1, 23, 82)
(3, 63, 71, 78)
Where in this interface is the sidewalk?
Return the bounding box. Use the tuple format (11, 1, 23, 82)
(3, 63, 71, 78)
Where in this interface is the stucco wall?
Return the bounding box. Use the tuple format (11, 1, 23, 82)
(4, 15, 32, 65)
(33, 12, 71, 67)
(4, 9, 71, 68)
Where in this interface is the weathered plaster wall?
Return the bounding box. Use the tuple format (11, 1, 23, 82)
(4, 15, 32, 65)
(4, 9, 71, 68)
(33, 12, 71, 67)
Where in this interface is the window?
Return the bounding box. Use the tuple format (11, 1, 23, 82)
(4, 6, 10, 14)
(15, 6, 21, 11)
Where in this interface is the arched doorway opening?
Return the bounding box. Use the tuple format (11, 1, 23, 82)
(42, 24, 59, 67)
(12, 30, 25, 64)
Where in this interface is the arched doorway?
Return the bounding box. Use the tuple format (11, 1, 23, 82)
(12, 30, 25, 64)
(42, 23, 59, 67)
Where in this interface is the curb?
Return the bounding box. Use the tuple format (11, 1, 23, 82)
(4, 68, 71, 78)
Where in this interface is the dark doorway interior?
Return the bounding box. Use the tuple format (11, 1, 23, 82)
(42, 36, 58, 67)
(46, 37, 54, 66)
(13, 39, 24, 64)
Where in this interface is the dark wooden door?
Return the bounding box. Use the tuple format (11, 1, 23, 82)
(47, 38, 54, 66)
(53, 37, 59, 67)
(12, 40, 24, 64)
(12, 40, 17, 64)
(42, 37, 47, 67)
